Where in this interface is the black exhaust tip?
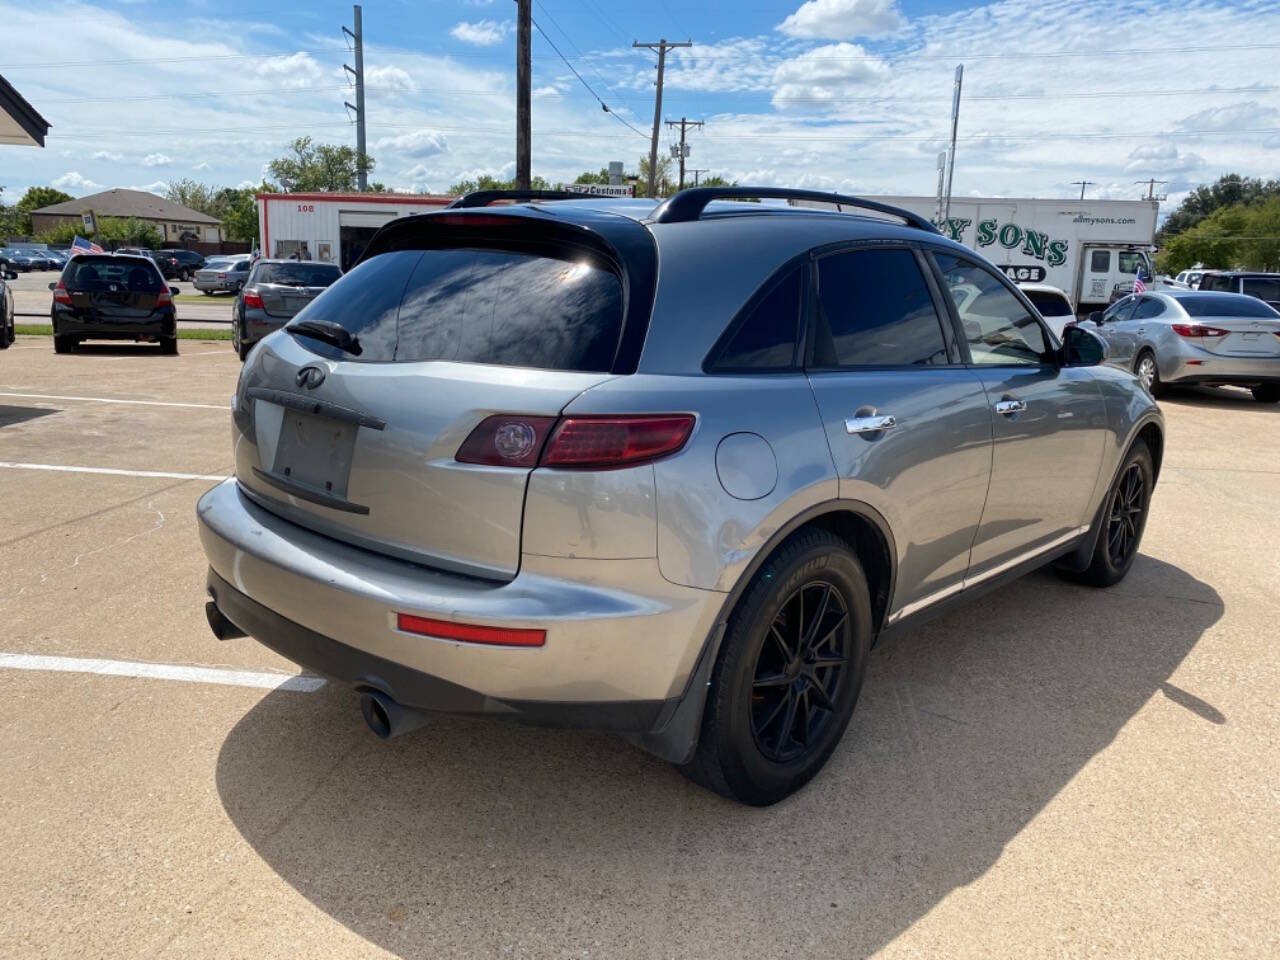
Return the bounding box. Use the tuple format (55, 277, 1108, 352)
(205, 600, 247, 641)
(359, 690, 428, 740)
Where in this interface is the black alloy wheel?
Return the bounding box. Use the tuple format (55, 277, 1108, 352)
(750, 581, 850, 763)
(1106, 461, 1145, 568)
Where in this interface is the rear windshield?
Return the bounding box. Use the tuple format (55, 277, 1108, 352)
(252, 262, 342, 286)
(290, 247, 625, 370)
(1024, 290, 1074, 316)
(1178, 294, 1279, 318)
(64, 256, 164, 292)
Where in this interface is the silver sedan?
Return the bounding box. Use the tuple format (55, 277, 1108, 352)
(1090, 289, 1280, 402)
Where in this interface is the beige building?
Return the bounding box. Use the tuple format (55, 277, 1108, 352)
(30, 188, 222, 244)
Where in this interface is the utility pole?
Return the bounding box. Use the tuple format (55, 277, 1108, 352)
(665, 117, 703, 190)
(943, 64, 962, 223)
(688, 168, 708, 187)
(342, 5, 367, 191)
(515, 0, 531, 189)
(634, 39, 691, 198)
(1071, 180, 1094, 200)
(1134, 178, 1167, 200)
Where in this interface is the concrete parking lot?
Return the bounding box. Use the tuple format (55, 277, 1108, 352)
(0, 337, 1276, 958)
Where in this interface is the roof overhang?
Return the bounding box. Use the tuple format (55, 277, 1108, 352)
(0, 74, 50, 147)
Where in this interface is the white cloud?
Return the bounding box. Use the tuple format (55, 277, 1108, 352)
(127, 180, 169, 196)
(365, 64, 417, 96)
(193, 161, 210, 171)
(771, 43, 889, 108)
(252, 52, 323, 89)
(1176, 101, 1280, 132)
(373, 129, 449, 158)
(1124, 143, 1204, 174)
(51, 172, 103, 194)
(450, 19, 510, 46)
(91, 150, 124, 162)
(141, 153, 173, 167)
(778, 0, 905, 40)
(533, 85, 563, 99)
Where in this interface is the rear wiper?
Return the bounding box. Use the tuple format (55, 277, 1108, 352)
(286, 318, 362, 356)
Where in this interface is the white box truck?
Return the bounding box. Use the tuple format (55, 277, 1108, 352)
(798, 195, 1158, 313)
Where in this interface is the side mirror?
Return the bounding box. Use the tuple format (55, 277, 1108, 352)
(1062, 324, 1107, 367)
(1088, 311, 1104, 326)
(48, 281, 56, 291)
(169, 286, 180, 296)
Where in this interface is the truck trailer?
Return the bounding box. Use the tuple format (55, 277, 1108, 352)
(799, 195, 1158, 313)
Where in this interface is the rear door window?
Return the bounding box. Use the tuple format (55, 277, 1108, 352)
(1024, 289, 1074, 317)
(708, 264, 802, 371)
(1132, 297, 1166, 320)
(812, 248, 949, 367)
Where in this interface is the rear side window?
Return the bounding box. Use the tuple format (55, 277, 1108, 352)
(1199, 275, 1232, 292)
(1242, 278, 1280, 302)
(1132, 298, 1166, 320)
(1179, 294, 1279, 318)
(253, 262, 342, 286)
(1024, 290, 1073, 317)
(64, 256, 163, 292)
(812, 248, 949, 367)
(394, 248, 623, 371)
(708, 264, 802, 371)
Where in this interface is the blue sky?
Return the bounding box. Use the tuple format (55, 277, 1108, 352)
(2, 0, 1279, 210)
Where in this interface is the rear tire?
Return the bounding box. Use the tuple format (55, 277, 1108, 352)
(681, 528, 872, 806)
(160, 337, 178, 355)
(179, 269, 190, 282)
(53, 334, 75, 354)
(1251, 384, 1280, 403)
(0, 317, 12, 349)
(1134, 350, 1164, 398)
(1066, 439, 1153, 588)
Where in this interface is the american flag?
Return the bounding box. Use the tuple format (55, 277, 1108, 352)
(69, 235, 104, 256)
(1133, 267, 1146, 295)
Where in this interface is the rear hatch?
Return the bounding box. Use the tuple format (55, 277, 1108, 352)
(62, 256, 165, 321)
(232, 206, 657, 580)
(1178, 294, 1280, 356)
(250, 261, 343, 319)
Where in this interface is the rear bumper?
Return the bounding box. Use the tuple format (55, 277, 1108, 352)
(1162, 351, 1280, 385)
(53, 312, 173, 338)
(196, 478, 724, 720)
(243, 309, 286, 343)
(194, 278, 237, 292)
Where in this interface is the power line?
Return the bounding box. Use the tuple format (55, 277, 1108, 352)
(530, 16, 648, 138)
(0, 49, 337, 69)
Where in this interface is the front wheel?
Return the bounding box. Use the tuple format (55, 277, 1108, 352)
(682, 528, 872, 805)
(53, 334, 76, 354)
(1135, 351, 1164, 398)
(1068, 439, 1154, 588)
(160, 336, 178, 356)
(178, 269, 190, 282)
(1251, 384, 1280, 403)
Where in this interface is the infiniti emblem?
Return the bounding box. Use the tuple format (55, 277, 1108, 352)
(295, 365, 326, 389)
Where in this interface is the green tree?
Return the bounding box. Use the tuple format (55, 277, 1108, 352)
(697, 174, 733, 187)
(574, 169, 611, 186)
(267, 137, 375, 192)
(1157, 173, 1280, 243)
(12, 186, 75, 234)
(1156, 196, 1280, 273)
(446, 174, 552, 195)
(165, 178, 218, 216)
(634, 155, 674, 197)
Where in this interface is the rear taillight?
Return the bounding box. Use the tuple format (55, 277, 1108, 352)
(456, 413, 695, 470)
(52, 280, 72, 305)
(396, 612, 545, 647)
(217, 273, 227, 280)
(243, 289, 264, 309)
(1171, 323, 1230, 338)
(542, 415, 695, 468)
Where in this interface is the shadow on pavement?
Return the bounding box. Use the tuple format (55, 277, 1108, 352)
(0, 404, 57, 428)
(1159, 385, 1277, 411)
(64, 344, 169, 357)
(217, 555, 1221, 958)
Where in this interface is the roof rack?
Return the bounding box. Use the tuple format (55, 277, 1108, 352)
(446, 189, 601, 209)
(650, 187, 939, 233)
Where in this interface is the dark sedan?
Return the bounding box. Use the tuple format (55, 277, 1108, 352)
(231, 259, 342, 360)
(50, 254, 180, 354)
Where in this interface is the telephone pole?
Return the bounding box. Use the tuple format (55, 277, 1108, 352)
(1134, 178, 1167, 200)
(634, 39, 691, 198)
(688, 168, 708, 187)
(1071, 180, 1094, 200)
(515, 0, 531, 189)
(342, 5, 367, 191)
(665, 117, 703, 190)
(943, 64, 962, 222)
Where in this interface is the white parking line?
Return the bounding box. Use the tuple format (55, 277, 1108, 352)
(0, 461, 227, 481)
(0, 652, 325, 692)
(0, 391, 228, 410)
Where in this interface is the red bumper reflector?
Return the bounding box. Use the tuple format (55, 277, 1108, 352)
(396, 613, 545, 647)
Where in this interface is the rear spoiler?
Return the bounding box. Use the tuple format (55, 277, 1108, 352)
(447, 190, 600, 209)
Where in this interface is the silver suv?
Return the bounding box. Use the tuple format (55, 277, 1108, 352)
(198, 187, 1164, 805)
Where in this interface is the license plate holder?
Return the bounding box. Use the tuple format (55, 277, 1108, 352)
(271, 410, 358, 499)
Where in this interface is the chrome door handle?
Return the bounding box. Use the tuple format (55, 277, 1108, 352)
(845, 414, 897, 434)
(995, 399, 1026, 416)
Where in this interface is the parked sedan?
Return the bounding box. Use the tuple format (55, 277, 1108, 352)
(0, 250, 31, 273)
(231, 259, 342, 361)
(200, 186, 1163, 806)
(1091, 289, 1280, 401)
(50, 254, 181, 354)
(193, 256, 251, 294)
